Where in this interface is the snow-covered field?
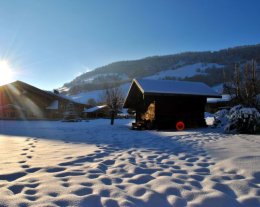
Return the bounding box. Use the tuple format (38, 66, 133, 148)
(0, 119, 259, 207)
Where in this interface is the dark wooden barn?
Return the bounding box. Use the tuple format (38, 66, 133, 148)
(0, 81, 86, 120)
(123, 79, 221, 130)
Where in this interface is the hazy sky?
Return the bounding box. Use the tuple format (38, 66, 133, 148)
(0, 0, 260, 90)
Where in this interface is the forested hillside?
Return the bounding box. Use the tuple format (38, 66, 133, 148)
(61, 44, 260, 95)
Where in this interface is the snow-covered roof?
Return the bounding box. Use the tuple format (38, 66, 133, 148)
(46, 100, 59, 110)
(207, 94, 232, 103)
(84, 105, 108, 113)
(134, 79, 221, 97)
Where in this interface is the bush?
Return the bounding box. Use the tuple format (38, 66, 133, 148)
(224, 105, 260, 134)
(213, 109, 229, 128)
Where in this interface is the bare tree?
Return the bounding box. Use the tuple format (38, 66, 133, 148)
(224, 60, 259, 108)
(101, 85, 125, 125)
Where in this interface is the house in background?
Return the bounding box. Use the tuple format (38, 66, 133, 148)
(124, 79, 221, 129)
(0, 81, 86, 120)
(83, 105, 110, 118)
(206, 94, 232, 112)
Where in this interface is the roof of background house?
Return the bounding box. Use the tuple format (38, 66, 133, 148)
(1, 81, 86, 105)
(83, 105, 108, 113)
(207, 94, 232, 103)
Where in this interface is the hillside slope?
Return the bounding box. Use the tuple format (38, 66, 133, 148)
(60, 44, 260, 95)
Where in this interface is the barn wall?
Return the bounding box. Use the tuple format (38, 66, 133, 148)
(129, 84, 146, 123)
(144, 95, 207, 129)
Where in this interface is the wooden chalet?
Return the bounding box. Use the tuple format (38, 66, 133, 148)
(124, 79, 221, 130)
(83, 105, 110, 118)
(0, 81, 86, 120)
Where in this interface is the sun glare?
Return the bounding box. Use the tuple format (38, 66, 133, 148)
(0, 60, 14, 85)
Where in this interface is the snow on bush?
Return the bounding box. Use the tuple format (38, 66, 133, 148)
(213, 109, 229, 128)
(224, 105, 260, 134)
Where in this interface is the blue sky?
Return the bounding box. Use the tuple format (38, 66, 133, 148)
(0, 0, 260, 90)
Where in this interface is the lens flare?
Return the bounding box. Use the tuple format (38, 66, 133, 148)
(0, 60, 14, 85)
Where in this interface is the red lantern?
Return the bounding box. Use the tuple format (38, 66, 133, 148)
(176, 121, 185, 131)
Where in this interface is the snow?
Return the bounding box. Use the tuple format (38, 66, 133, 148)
(211, 83, 224, 94)
(71, 83, 131, 103)
(45, 90, 85, 105)
(67, 63, 225, 104)
(84, 105, 107, 113)
(204, 112, 215, 126)
(135, 79, 220, 97)
(145, 63, 224, 80)
(0, 119, 259, 206)
(207, 94, 231, 103)
(240, 108, 260, 116)
(82, 73, 129, 83)
(68, 78, 221, 105)
(224, 105, 260, 133)
(71, 88, 104, 103)
(58, 86, 70, 93)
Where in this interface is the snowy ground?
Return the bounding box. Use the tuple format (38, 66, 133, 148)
(0, 119, 259, 207)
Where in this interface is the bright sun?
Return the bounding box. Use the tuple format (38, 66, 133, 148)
(0, 60, 14, 85)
